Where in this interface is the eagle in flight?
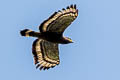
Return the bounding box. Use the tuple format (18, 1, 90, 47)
(20, 4, 78, 70)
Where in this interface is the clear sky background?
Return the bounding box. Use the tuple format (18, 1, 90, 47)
(0, 0, 120, 80)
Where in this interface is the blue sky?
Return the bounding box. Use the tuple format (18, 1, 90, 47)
(0, 0, 120, 80)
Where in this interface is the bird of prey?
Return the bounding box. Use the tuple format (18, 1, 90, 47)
(20, 4, 78, 70)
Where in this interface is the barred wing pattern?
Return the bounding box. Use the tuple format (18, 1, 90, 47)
(32, 39, 60, 70)
(39, 4, 78, 34)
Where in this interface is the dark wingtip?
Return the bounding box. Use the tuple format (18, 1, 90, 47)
(74, 4, 76, 9)
(76, 9, 78, 14)
(66, 6, 70, 9)
(69, 4, 77, 9)
(43, 67, 48, 70)
(70, 4, 74, 8)
(36, 64, 40, 69)
(40, 66, 44, 70)
(62, 8, 65, 10)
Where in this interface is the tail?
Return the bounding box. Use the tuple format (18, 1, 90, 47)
(20, 29, 40, 37)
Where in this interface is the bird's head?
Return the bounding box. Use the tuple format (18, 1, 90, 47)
(62, 37, 73, 44)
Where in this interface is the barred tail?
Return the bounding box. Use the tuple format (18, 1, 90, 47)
(20, 29, 40, 37)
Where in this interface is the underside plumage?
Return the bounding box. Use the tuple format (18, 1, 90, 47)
(39, 4, 78, 34)
(32, 39, 59, 70)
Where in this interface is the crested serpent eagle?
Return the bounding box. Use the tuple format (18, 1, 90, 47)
(20, 4, 78, 70)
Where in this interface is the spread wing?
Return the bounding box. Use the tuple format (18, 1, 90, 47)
(32, 39, 60, 70)
(39, 4, 78, 34)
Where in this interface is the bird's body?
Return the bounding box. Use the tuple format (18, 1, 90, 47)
(20, 4, 78, 70)
(21, 29, 72, 44)
(40, 32, 70, 44)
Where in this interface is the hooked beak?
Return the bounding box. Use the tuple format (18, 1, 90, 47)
(69, 40, 74, 43)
